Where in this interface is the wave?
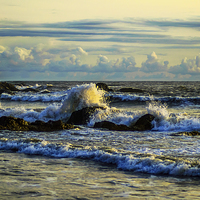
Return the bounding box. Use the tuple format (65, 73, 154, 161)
(1, 138, 200, 177)
(0, 83, 200, 132)
(108, 93, 200, 106)
(0, 83, 107, 122)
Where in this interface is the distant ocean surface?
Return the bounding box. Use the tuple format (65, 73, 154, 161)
(1, 81, 200, 199)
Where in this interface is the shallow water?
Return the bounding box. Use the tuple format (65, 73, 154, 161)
(2, 152, 200, 200)
(1, 81, 200, 199)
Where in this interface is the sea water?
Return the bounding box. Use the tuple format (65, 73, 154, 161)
(0, 81, 200, 199)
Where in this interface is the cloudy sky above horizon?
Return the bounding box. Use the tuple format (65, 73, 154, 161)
(0, 0, 200, 81)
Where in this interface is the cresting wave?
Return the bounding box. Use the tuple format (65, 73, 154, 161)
(0, 83, 107, 122)
(0, 83, 200, 131)
(1, 138, 200, 177)
(108, 93, 200, 106)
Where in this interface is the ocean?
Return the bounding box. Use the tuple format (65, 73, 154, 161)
(0, 81, 200, 199)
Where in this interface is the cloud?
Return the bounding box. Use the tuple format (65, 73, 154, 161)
(1, 19, 200, 46)
(0, 45, 6, 53)
(15, 47, 34, 61)
(0, 43, 200, 81)
(144, 19, 200, 29)
(169, 55, 200, 75)
(76, 47, 88, 56)
(140, 52, 169, 72)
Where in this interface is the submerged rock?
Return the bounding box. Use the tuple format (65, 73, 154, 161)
(94, 121, 131, 131)
(67, 106, 105, 125)
(96, 83, 113, 92)
(0, 116, 74, 132)
(119, 88, 144, 93)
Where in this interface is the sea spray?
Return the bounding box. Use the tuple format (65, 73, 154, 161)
(59, 83, 107, 114)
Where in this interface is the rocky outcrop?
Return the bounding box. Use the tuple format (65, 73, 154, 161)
(94, 121, 131, 131)
(130, 114, 155, 131)
(119, 88, 144, 93)
(94, 114, 155, 131)
(67, 106, 105, 125)
(0, 82, 19, 94)
(0, 116, 74, 132)
(96, 83, 113, 92)
(171, 131, 200, 136)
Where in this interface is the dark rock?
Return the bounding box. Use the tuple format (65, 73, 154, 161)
(94, 121, 131, 131)
(130, 114, 155, 131)
(96, 83, 113, 92)
(0, 82, 19, 94)
(0, 116, 74, 132)
(119, 88, 144, 93)
(21, 88, 40, 92)
(67, 106, 105, 125)
(171, 131, 200, 136)
(94, 114, 155, 131)
(0, 116, 30, 131)
(0, 82, 19, 91)
(0, 89, 15, 95)
(30, 120, 74, 132)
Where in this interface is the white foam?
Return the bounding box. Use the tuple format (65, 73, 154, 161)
(59, 83, 107, 114)
(1, 139, 200, 177)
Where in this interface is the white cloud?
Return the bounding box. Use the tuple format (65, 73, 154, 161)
(0, 45, 6, 53)
(140, 52, 169, 72)
(169, 55, 200, 75)
(14, 47, 34, 61)
(76, 47, 88, 56)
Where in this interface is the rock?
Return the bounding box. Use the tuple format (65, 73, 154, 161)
(21, 88, 40, 92)
(119, 88, 144, 93)
(94, 114, 155, 131)
(0, 116, 74, 132)
(96, 83, 113, 92)
(30, 120, 74, 132)
(94, 121, 131, 131)
(171, 131, 200, 136)
(0, 116, 30, 131)
(67, 106, 105, 125)
(130, 114, 155, 131)
(0, 82, 19, 94)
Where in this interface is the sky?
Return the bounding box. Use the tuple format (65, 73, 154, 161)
(0, 0, 200, 81)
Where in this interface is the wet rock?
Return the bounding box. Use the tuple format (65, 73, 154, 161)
(0, 116, 74, 132)
(171, 131, 200, 136)
(94, 121, 131, 131)
(30, 120, 74, 132)
(96, 83, 113, 92)
(94, 114, 155, 131)
(130, 114, 155, 131)
(0, 82, 19, 94)
(119, 88, 144, 93)
(0, 116, 30, 131)
(20, 88, 40, 92)
(67, 106, 105, 125)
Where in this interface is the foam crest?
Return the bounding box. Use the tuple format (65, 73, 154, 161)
(146, 102, 200, 131)
(59, 83, 106, 114)
(147, 102, 169, 121)
(1, 139, 200, 177)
